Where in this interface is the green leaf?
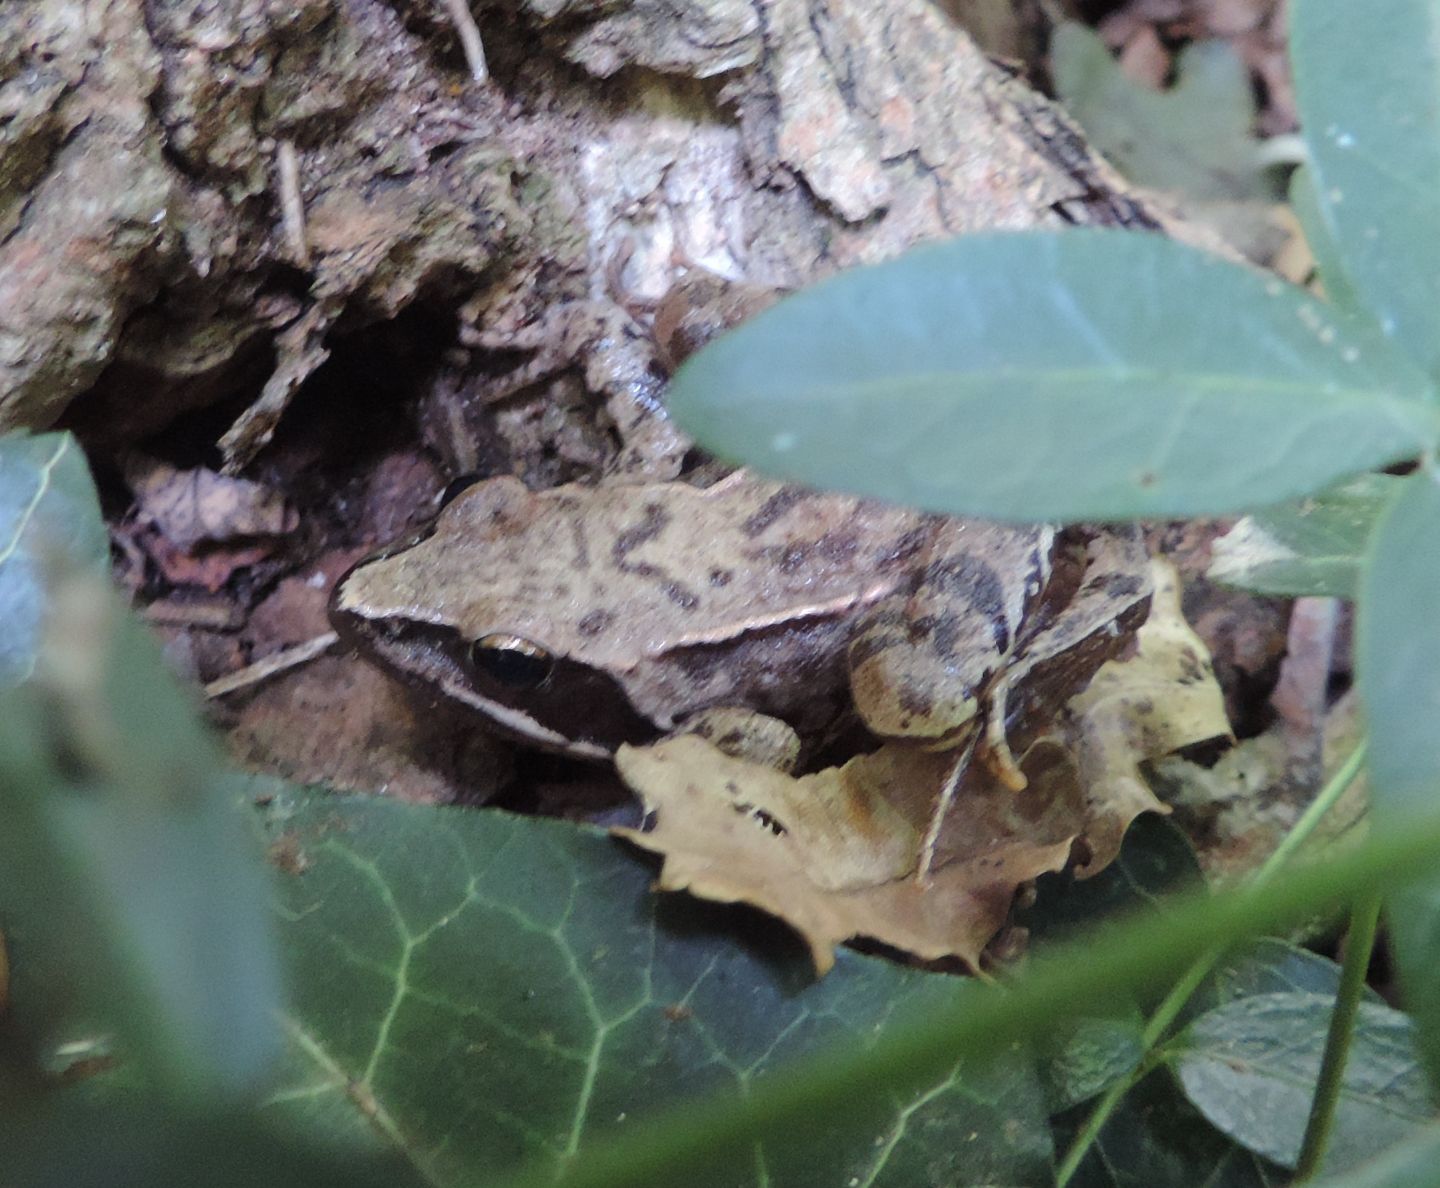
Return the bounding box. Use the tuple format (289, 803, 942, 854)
(1021, 815, 1204, 946)
(1042, 938, 1371, 1128)
(669, 230, 1439, 521)
(0, 580, 283, 1103)
(518, 810, 1440, 1188)
(1292, 0, 1440, 377)
(1055, 943, 1372, 1183)
(1359, 467, 1440, 816)
(1052, 23, 1278, 202)
(1358, 467, 1440, 1086)
(1208, 474, 1401, 599)
(1038, 1012, 1145, 1116)
(1028, 821, 1199, 1114)
(0, 1094, 419, 1188)
(261, 791, 1052, 1187)
(1313, 1125, 1440, 1187)
(1056, 1069, 1284, 1188)
(1184, 939, 1383, 1026)
(0, 432, 107, 686)
(1167, 993, 1431, 1173)
(1288, 165, 1366, 315)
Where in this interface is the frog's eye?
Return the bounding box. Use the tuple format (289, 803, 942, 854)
(470, 633, 554, 689)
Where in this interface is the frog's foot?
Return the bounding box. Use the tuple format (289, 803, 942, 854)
(670, 707, 802, 773)
(978, 681, 1028, 792)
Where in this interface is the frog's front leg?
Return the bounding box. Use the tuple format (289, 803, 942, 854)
(847, 519, 1054, 877)
(848, 519, 1054, 763)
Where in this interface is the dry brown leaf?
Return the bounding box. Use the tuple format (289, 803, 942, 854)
(614, 736, 1084, 974)
(1269, 203, 1314, 287)
(1066, 560, 1232, 874)
(139, 531, 276, 593)
(1158, 688, 1365, 887)
(614, 560, 1231, 974)
(126, 455, 297, 549)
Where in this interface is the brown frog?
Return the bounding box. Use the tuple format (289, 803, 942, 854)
(330, 471, 1151, 786)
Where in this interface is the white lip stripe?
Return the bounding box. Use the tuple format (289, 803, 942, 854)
(444, 680, 612, 760)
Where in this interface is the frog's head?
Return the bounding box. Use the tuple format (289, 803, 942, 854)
(329, 477, 657, 759)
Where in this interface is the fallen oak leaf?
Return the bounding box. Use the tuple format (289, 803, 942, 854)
(121, 455, 299, 591)
(614, 736, 1082, 975)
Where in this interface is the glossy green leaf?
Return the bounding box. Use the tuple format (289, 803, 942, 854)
(0, 581, 283, 1103)
(669, 230, 1439, 521)
(260, 791, 1051, 1187)
(1056, 1070, 1283, 1188)
(1208, 474, 1400, 599)
(0, 432, 107, 686)
(1292, 0, 1440, 377)
(0, 1095, 417, 1188)
(1038, 1012, 1145, 1116)
(1183, 940, 1383, 1027)
(1167, 993, 1430, 1173)
(1288, 165, 1366, 316)
(1028, 820, 1199, 1114)
(1058, 943, 1370, 1186)
(514, 811, 1440, 1188)
(1357, 467, 1440, 1086)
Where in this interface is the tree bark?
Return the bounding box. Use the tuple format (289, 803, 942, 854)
(1, 0, 1193, 474)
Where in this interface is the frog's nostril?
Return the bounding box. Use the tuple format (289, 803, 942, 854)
(470, 633, 555, 689)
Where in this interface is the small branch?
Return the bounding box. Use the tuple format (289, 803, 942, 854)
(203, 632, 338, 699)
(441, 0, 488, 84)
(1294, 892, 1384, 1180)
(275, 140, 310, 268)
(1271, 597, 1340, 788)
(915, 736, 976, 884)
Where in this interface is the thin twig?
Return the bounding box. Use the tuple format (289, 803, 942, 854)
(441, 0, 488, 83)
(203, 632, 338, 699)
(916, 736, 976, 884)
(275, 140, 309, 267)
(1055, 741, 1370, 1186)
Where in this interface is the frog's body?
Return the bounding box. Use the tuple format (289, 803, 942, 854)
(330, 471, 1150, 773)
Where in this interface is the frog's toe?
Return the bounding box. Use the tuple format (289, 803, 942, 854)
(671, 707, 802, 773)
(981, 712, 1029, 792)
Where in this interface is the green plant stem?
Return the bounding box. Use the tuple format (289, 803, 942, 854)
(1055, 741, 1368, 1187)
(1293, 891, 1384, 1181)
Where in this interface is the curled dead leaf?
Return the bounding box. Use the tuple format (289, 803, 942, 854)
(1066, 559, 1232, 875)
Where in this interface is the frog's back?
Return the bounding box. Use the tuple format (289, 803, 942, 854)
(429, 474, 931, 666)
